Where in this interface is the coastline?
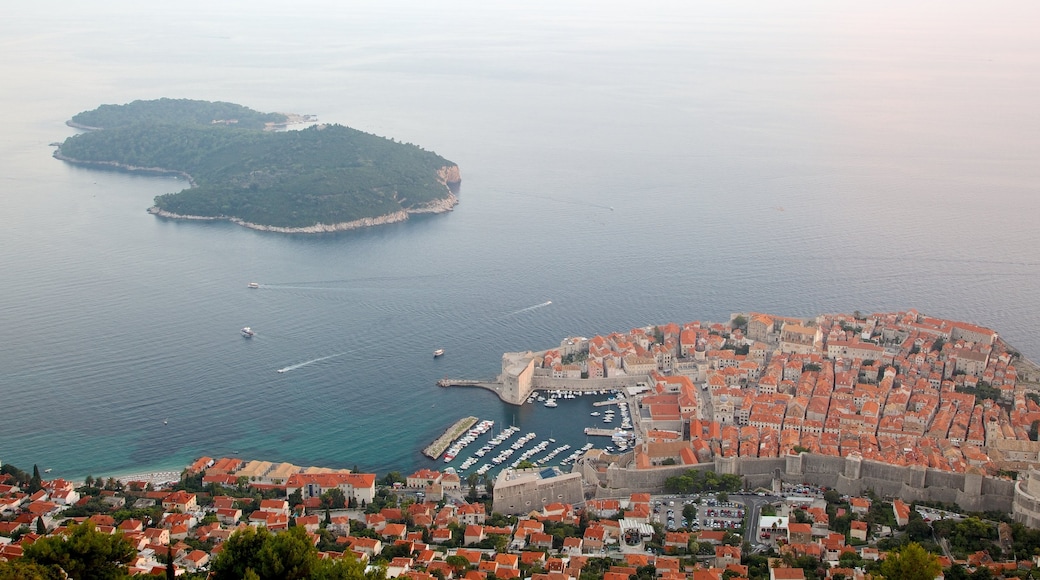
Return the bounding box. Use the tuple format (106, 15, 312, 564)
(55, 144, 460, 234)
(53, 149, 197, 187)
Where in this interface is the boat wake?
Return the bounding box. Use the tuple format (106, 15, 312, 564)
(503, 301, 552, 317)
(276, 352, 348, 373)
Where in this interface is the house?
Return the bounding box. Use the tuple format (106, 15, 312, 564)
(181, 550, 210, 572)
(788, 523, 812, 545)
(457, 503, 486, 525)
(770, 568, 806, 580)
(216, 508, 242, 525)
(382, 523, 408, 540)
(162, 491, 198, 513)
(430, 529, 453, 544)
(285, 472, 377, 504)
(892, 499, 911, 527)
(296, 515, 321, 534)
(407, 469, 442, 489)
(528, 532, 553, 550)
(464, 524, 485, 546)
(349, 537, 383, 557)
(715, 545, 741, 567)
(849, 497, 871, 515)
(850, 520, 868, 542)
(258, 499, 289, 516)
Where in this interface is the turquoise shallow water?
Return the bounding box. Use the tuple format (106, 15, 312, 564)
(1, 1, 1039, 480)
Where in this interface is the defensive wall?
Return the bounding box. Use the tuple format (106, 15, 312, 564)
(588, 451, 1014, 514)
(492, 469, 584, 515)
(449, 351, 653, 405)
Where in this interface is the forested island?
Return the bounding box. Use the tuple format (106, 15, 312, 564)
(54, 99, 461, 232)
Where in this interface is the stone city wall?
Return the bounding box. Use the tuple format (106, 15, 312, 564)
(594, 452, 1014, 514)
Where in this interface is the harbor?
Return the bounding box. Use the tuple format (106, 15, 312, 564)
(422, 387, 642, 479)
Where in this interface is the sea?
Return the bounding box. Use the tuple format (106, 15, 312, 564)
(2, 1, 1039, 481)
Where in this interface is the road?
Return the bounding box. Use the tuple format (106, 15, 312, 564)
(735, 494, 779, 550)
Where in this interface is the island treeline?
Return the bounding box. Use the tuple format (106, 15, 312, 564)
(69, 97, 288, 130)
(56, 99, 460, 230)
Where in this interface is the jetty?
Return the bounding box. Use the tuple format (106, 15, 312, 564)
(423, 416, 478, 459)
(593, 399, 625, 407)
(584, 428, 632, 437)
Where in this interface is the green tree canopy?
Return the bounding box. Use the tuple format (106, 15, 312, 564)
(879, 542, 941, 580)
(23, 520, 135, 580)
(210, 525, 385, 580)
(0, 560, 64, 580)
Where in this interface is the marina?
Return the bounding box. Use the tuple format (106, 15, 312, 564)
(438, 390, 640, 479)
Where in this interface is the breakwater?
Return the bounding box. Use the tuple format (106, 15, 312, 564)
(422, 416, 478, 459)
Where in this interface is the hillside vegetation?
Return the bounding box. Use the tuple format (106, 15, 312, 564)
(56, 99, 459, 230)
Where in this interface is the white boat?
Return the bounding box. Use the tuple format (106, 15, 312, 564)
(433, 349, 445, 357)
(590, 412, 600, 417)
(241, 327, 255, 338)
(247, 282, 259, 289)
(544, 398, 558, 408)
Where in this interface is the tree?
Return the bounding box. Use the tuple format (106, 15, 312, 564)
(445, 555, 470, 573)
(211, 526, 316, 580)
(84, 475, 95, 488)
(36, 516, 47, 535)
(166, 546, 175, 580)
(24, 520, 135, 580)
(289, 488, 304, 507)
(30, 464, 43, 493)
(880, 542, 941, 580)
(0, 560, 63, 580)
(683, 504, 697, 522)
(322, 488, 346, 509)
(732, 315, 748, 329)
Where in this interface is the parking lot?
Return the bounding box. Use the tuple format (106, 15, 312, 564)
(651, 494, 746, 532)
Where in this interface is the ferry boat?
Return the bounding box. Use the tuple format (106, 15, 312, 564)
(247, 282, 260, 289)
(241, 327, 255, 338)
(433, 349, 445, 357)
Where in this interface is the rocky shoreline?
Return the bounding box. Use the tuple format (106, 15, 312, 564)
(53, 149, 197, 186)
(57, 143, 461, 233)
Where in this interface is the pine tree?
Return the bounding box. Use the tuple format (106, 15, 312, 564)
(29, 464, 43, 493)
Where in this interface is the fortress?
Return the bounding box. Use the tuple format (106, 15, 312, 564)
(580, 451, 1018, 516)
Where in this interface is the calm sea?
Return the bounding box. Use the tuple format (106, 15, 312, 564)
(2, 1, 1039, 480)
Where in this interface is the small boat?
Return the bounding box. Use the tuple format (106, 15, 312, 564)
(544, 398, 558, 408)
(163, 418, 168, 425)
(241, 327, 255, 337)
(247, 282, 260, 289)
(433, 349, 445, 358)
(44, 468, 52, 474)
(590, 412, 600, 416)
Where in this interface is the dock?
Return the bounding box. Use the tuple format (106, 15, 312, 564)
(584, 428, 633, 437)
(593, 399, 625, 407)
(423, 416, 479, 459)
(437, 379, 486, 387)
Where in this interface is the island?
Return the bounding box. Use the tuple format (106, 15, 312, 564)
(53, 98, 461, 233)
